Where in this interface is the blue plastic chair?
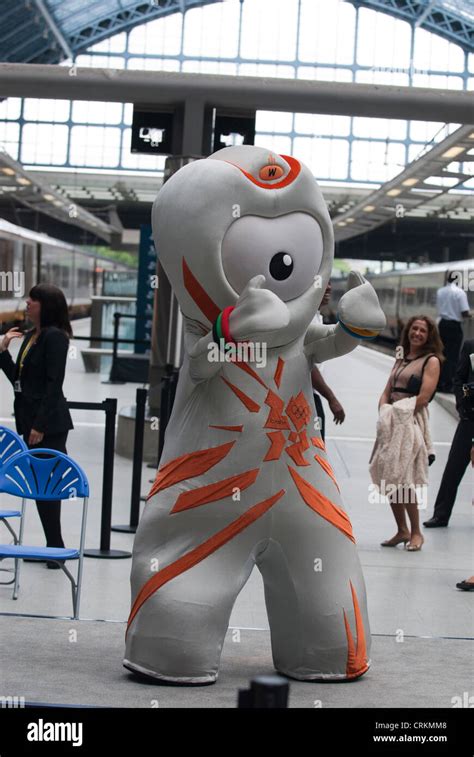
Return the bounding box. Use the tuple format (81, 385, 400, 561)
(0, 427, 28, 582)
(0, 448, 90, 619)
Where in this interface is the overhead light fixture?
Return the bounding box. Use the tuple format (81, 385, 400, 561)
(346, 217, 355, 223)
(363, 205, 375, 212)
(16, 177, 31, 186)
(468, 132, 474, 139)
(386, 188, 402, 197)
(441, 146, 465, 159)
(52, 200, 63, 207)
(337, 221, 347, 227)
(402, 178, 419, 187)
(43, 194, 55, 201)
(1, 167, 15, 176)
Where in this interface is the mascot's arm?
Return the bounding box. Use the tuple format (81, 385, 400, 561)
(304, 272, 386, 364)
(185, 328, 224, 383)
(185, 274, 290, 384)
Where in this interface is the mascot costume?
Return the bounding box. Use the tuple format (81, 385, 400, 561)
(124, 145, 386, 683)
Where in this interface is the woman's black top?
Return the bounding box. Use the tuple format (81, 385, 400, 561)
(0, 326, 74, 436)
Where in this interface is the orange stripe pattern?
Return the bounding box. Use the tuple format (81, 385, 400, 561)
(221, 377, 260, 412)
(344, 581, 369, 678)
(209, 425, 243, 432)
(147, 441, 235, 500)
(314, 454, 340, 492)
(127, 488, 286, 633)
(311, 436, 326, 451)
(182, 257, 221, 324)
(233, 360, 268, 389)
(170, 468, 259, 513)
(288, 465, 354, 542)
(274, 357, 285, 388)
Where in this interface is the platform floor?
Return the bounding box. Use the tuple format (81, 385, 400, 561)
(0, 320, 472, 708)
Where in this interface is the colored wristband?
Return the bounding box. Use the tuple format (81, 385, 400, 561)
(220, 306, 235, 345)
(337, 317, 379, 341)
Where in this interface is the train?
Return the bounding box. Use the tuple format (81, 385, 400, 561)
(328, 259, 474, 342)
(0, 219, 134, 327)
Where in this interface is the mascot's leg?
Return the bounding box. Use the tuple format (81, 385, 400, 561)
(124, 506, 269, 684)
(256, 501, 371, 681)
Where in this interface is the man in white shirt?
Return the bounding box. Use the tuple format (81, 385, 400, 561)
(436, 271, 470, 392)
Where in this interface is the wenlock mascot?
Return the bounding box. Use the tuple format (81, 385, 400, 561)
(124, 146, 386, 683)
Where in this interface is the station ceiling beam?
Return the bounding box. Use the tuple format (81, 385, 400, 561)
(0, 64, 472, 124)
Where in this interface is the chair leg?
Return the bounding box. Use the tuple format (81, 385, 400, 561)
(58, 562, 78, 619)
(1, 519, 19, 544)
(13, 557, 21, 599)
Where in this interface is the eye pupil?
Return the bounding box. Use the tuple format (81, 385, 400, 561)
(269, 251, 293, 281)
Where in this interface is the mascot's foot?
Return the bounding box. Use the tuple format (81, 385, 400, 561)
(276, 661, 370, 683)
(123, 659, 217, 686)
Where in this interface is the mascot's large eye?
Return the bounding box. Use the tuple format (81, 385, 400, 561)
(222, 212, 324, 302)
(269, 252, 293, 281)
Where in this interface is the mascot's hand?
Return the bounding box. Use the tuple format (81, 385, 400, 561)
(337, 271, 386, 335)
(229, 274, 290, 342)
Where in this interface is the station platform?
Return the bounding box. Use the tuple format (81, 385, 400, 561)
(0, 320, 472, 708)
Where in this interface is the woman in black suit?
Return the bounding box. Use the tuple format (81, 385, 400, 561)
(0, 284, 74, 567)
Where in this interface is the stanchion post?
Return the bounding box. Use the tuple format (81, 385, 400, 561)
(112, 388, 147, 534)
(84, 397, 131, 559)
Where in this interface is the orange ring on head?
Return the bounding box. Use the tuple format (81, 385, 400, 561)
(223, 154, 301, 189)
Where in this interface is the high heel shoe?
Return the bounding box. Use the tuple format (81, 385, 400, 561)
(405, 536, 424, 551)
(381, 534, 410, 547)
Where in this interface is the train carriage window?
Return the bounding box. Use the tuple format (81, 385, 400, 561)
(416, 287, 426, 305)
(427, 287, 437, 307)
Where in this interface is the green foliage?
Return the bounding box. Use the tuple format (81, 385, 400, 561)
(91, 246, 138, 269)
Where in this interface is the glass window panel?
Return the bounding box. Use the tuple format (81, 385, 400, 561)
(127, 57, 180, 72)
(293, 137, 349, 179)
(69, 126, 121, 167)
(183, 1, 240, 58)
(298, 66, 353, 82)
(238, 63, 294, 78)
(469, 54, 474, 73)
(240, 0, 297, 61)
(294, 113, 351, 137)
(23, 98, 70, 122)
(254, 134, 292, 155)
(123, 103, 134, 126)
(0, 98, 21, 120)
(121, 128, 166, 171)
(181, 60, 237, 75)
(468, 77, 474, 90)
(0, 122, 20, 160)
(357, 8, 411, 69)
(355, 69, 409, 86)
(256, 111, 293, 133)
(73, 54, 124, 68)
(21, 123, 68, 165)
(409, 120, 446, 142)
(87, 33, 126, 54)
(351, 140, 406, 182)
(353, 117, 407, 140)
(413, 28, 464, 73)
(299, 0, 355, 65)
(128, 14, 182, 56)
(412, 73, 464, 89)
(72, 101, 123, 124)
